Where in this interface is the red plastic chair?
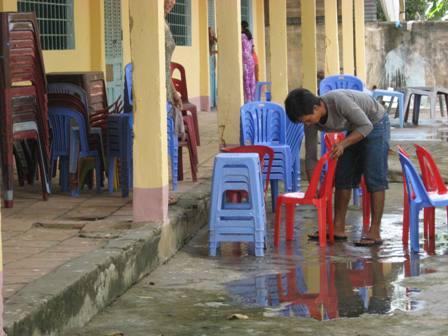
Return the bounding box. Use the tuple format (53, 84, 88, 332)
(170, 62, 200, 145)
(221, 145, 274, 200)
(274, 152, 337, 247)
(178, 114, 199, 182)
(414, 144, 448, 240)
(324, 132, 370, 233)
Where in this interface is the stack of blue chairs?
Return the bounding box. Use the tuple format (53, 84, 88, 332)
(208, 153, 266, 257)
(240, 101, 292, 210)
(107, 113, 133, 197)
(123, 63, 178, 191)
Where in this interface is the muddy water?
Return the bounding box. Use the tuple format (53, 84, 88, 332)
(67, 184, 448, 336)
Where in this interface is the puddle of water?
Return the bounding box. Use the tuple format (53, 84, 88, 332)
(226, 256, 429, 320)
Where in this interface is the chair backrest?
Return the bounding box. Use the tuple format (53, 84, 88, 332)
(398, 152, 432, 206)
(319, 75, 364, 95)
(414, 144, 447, 194)
(124, 63, 133, 110)
(48, 83, 89, 112)
(324, 132, 345, 152)
(170, 62, 189, 103)
(48, 106, 90, 156)
(221, 145, 274, 195)
(286, 120, 305, 164)
(304, 152, 336, 200)
(254, 81, 272, 102)
(240, 101, 287, 145)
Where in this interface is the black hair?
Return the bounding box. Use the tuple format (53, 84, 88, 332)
(284, 88, 321, 123)
(241, 20, 252, 40)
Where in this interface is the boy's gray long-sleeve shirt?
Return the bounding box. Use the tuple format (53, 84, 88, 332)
(305, 89, 386, 172)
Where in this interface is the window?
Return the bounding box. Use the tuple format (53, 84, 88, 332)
(241, 0, 252, 28)
(208, 0, 215, 29)
(18, 0, 74, 50)
(166, 0, 192, 46)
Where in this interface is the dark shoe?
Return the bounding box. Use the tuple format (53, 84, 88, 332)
(353, 237, 383, 247)
(308, 231, 348, 241)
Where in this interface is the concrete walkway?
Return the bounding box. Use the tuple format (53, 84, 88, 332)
(2, 108, 448, 335)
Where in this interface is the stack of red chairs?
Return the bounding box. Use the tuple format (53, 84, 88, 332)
(170, 62, 199, 182)
(0, 12, 50, 207)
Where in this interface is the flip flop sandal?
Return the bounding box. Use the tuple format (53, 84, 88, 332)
(308, 232, 348, 241)
(354, 237, 383, 247)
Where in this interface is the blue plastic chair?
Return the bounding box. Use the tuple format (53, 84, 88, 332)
(240, 101, 293, 210)
(286, 120, 305, 192)
(398, 152, 448, 253)
(372, 89, 404, 128)
(123, 63, 178, 191)
(319, 74, 364, 95)
(48, 106, 101, 195)
(254, 81, 272, 102)
(208, 153, 266, 256)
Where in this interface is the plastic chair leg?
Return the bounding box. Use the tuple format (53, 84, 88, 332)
(402, 199, 410, 245)
(285, 204, 295, 241)
(95, 156, 102, 193)
(410, 204, 420, 253)
(108, 157, 116, 193)
(271, 180, 279, 211)
(317, 200, 327, 247)
(274, 199, 283, 247)
(424, 207, 435, 239)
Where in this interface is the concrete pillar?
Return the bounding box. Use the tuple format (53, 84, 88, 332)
(199, 0, 210, 111)
(354, 0, 366, 82)
(399, 0, 406, 21)
(253, 0, 266, 81)
(130, 0, 168, 223)
(341, 0, 354, 75)
(0, 0, 16, 11)
(216, 0, 243, 146)
(301, 0, 317, 94)
(324, 0, 340, 77)
(269, 0, 288, 101)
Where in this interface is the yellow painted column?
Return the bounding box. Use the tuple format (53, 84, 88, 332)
(341, 0, 354, 75)
(216, 0, 243, 146)
(90, 0, 106, 72)
(130, 0, 168, 223)
(199, 0, 210, 111)
(301, 0, 318, 94)
(354, 0, 366, 82)
(269, 0, 288, 101)
(0, 0, 16, 11)
(122, 0, 131, 66)
(324, 0, 340, 77)
(253, 0, 266, 81)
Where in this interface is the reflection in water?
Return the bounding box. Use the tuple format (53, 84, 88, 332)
(226, 254, 424, 320)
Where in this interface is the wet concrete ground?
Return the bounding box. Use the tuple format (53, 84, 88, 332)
(67, 183, 448, 336)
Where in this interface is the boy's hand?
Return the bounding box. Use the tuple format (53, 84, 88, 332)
(330, 143, 344, 158)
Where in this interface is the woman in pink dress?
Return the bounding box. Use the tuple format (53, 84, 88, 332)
(242, 21, 256, 102)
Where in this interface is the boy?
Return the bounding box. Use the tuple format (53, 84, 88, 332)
(284, 88, 390, 246)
